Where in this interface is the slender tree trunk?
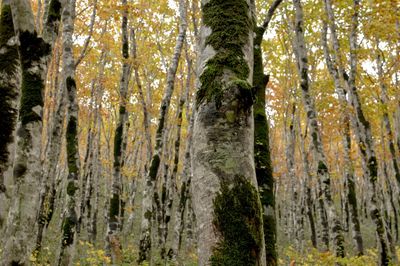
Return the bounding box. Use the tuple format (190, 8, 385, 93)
(137, 0, 187, 262)
(298, 120, 318, 248)
(58, 0, 80, 264)
(160, 62, 190, 260)
(344, 1, 395, 264)
(105, 0, 130, 262)
(292, 0, 345, 258)
(321, 17, 364, 255)
(252, 1, 283, 263)
(192, 1, 266, 265)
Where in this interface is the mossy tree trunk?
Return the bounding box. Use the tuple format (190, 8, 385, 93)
(2, 0, 53, 264)
(35, 0, 64, 253)
(252, 1, 282, 264)
(58, 0, 80, 264)
(292, 0, 345, 258)
(192, 0, 266, 265)
(137, 0, 187, 262)
(0, 0, 21, 230)
(169, 52, 194, 261)
(105, 0, 130, 263)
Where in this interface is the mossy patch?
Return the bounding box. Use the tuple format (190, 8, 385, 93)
(149, 154, 160, 181)
(196, 0, 252, 108)
(62, 215, 77, 247)
(109, 193, 120, 220)
(66, 180, 77, 196)
(19, 31, 50, 125)
(46, 0, 62, 33)
(113, 123, 123, 166)
(368, 156, 378, 182)
(210, 175, 263, 265)
(66, 116, 78, 175)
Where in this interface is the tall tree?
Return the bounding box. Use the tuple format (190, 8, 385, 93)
(253, 0, 283, 264)
(105, 0, 130, 262)
(192, 0, 265, 265)
(1, 0, 60, 263)
(321, 7, 364, 253)
(58, 0, 80, 264)
(292, 0, 345, 258)
(137, 0, 187, 262)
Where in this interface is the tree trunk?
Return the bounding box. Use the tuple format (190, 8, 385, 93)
(192, 1, 265, 265)
(137, 0, 187, 262)
(321, 15, 364, 255)
(58, 0, 80, 264)
(292, 0, 345, 258)
(252, 1, 283, 263)
(105, 0, 130, 262)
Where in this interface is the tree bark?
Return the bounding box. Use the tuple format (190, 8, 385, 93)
(0, 0, 21, 230)
(292, 0, 345, 258)
(58, 0, 80, 264)
(321, 13, 364, 254)
(192, 1, 265, 265)
(2, 0, 55, 264)
(105, 0, 130, 262)
(252, 1, 283, 264)
(137, 0, 187, 262)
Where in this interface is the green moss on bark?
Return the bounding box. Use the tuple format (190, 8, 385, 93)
(109, 193, 120, 219)
(62, 215, 77, 246)
(19, 31, 50, 125)
(66, 116, 78, 175)
(368, 156, 378, 183)
(0, 4, 19, 167)
(210, 176, 263, 265)
(253, 26, 277, 265)
(149, 154, 160, 181)
(66, 180, 77, 196)
(196, 0, 252, 108)
(46, 0, 62, 32)
(114, 123, 123, 166)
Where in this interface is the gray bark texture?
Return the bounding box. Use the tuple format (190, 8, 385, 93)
(191, 0, 265, 265)
(137, 0, 187, 263)
(58, 0, 80, 264)
(321, 3, 364, 252)
(2, 0, 54, 264)
(292, 0, 345, 258)
(105, 0, 130, 262)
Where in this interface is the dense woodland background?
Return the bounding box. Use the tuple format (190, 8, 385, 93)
(0, 0, 399, 265)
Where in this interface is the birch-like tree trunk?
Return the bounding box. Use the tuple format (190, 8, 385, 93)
(0, 0, 21, 230)
(192, 0, 265, 265)
(105, 0, 130, 262)
(58, 0, 80, 264)
(292, 0, 345, 258)
(137, 0, 187, 262)
(298, 120, 317, 248)
(321, 7, 364, 253)
(344, 1, 395, 264)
